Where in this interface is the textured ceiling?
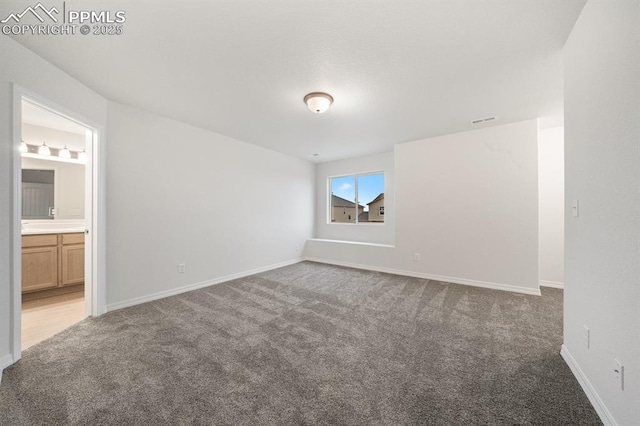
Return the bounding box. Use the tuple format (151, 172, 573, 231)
(2, 1, 586, 162)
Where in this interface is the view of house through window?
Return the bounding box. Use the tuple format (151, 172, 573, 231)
(330, 172, 384, 223)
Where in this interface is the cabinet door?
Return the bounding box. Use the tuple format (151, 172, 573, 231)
(22, 247, 58, 293)
(61, 244, 84, 286)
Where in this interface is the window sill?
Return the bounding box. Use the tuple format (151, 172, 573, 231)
(328, 222, 386, 226)
(307, 238, 395, 248)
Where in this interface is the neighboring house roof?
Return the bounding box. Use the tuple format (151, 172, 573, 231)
(367, 193, 384, 205)
(332, 194, 363, 208)
(358, 211, 369, 222)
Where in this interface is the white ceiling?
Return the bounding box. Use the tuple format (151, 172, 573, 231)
(22, 100, 87, 151)
(22, 101, 88, 136)
(3, 1, 586, 162)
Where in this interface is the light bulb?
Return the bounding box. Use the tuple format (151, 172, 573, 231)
(38, 142, 51, 156)
(59, 145, 71, 159)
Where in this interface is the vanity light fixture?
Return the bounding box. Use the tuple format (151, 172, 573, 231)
(59, 145, 71, 159)
(304, 92, 333, 113)
(19, 140, 28, 153)
(77, 149, 88, 162)
(38, 142, 51, 156)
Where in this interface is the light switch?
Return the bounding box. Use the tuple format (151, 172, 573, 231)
(572, 200, 579, 218)
(613, 359, 624, 390)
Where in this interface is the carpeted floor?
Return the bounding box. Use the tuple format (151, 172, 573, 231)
(1, 261, 601, 425)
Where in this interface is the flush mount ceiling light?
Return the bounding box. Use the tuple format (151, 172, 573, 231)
(304, 92, 333, 113)
(38, 142, 51, 156)
(59, 145, 71, 159)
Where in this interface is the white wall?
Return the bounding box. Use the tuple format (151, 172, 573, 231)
(0, 36, 108, 369)
(21, 157, 85, 220)
(395, 119, 539, 290)
(538, 126, 564, 287)
(315, 151, 394, 244)
(307, 119, 540, 294)
(563, 2, 640, 425)
(106, 102, 315, 308)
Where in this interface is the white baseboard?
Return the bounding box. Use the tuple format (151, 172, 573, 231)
(0, 353, 15, 384)
(540, 280, 564, 289)
(560, 344, 616, 426)
(305, 257, 541, 296)
(106, 258, 304, 312)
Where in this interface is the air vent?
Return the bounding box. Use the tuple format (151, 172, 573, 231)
(471, 115, 498, 125)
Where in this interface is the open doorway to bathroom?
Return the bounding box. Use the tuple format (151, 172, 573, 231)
(19, 99, 92, 350)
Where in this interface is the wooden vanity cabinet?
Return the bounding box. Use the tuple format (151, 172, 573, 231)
(60, 233, 85, 286)
(22, 233, 85, 294)
(21, 234, 58, 292)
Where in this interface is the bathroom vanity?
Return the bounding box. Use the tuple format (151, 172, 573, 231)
(21, 220, 85, 297)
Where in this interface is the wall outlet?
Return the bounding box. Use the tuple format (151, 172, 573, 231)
(414, 253, 421, 262)
(583, 325, 590, 349)
(613, 359, 624, 390)
(178, 263, 186, 273)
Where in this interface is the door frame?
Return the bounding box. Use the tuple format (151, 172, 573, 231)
(11, 84, 107, 363)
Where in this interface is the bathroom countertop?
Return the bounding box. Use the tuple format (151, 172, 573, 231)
(22, 228, 85, 235)
(21, 220, 85, 235)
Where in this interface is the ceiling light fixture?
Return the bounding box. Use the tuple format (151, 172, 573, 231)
(38, 142, 51, 156)
(304, 92, 333, 113)
(59, 145, 71, 159)
(19, 140, 28, 153)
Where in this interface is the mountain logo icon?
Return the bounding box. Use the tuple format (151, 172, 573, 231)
(1, 2, 59, 24)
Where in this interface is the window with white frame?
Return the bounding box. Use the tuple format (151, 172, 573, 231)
(330, 172, 385, 224)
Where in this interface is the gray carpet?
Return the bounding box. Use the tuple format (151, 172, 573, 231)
(1, 261, 601, 425)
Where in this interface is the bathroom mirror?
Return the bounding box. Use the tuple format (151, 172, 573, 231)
(21, 157, 85, 221)
(22, 169, 55, 220)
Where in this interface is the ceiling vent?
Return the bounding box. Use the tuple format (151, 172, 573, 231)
(471, 115, 498, 125)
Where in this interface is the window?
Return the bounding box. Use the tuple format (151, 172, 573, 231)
(330, 172, 384, 224)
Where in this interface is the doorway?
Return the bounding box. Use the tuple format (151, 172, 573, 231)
(11, 87, 104, 360)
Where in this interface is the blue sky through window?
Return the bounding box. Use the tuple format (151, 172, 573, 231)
(331, 175, 355, 202)
(331, 173, 384, 212)
(358, 174, 384, 211)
